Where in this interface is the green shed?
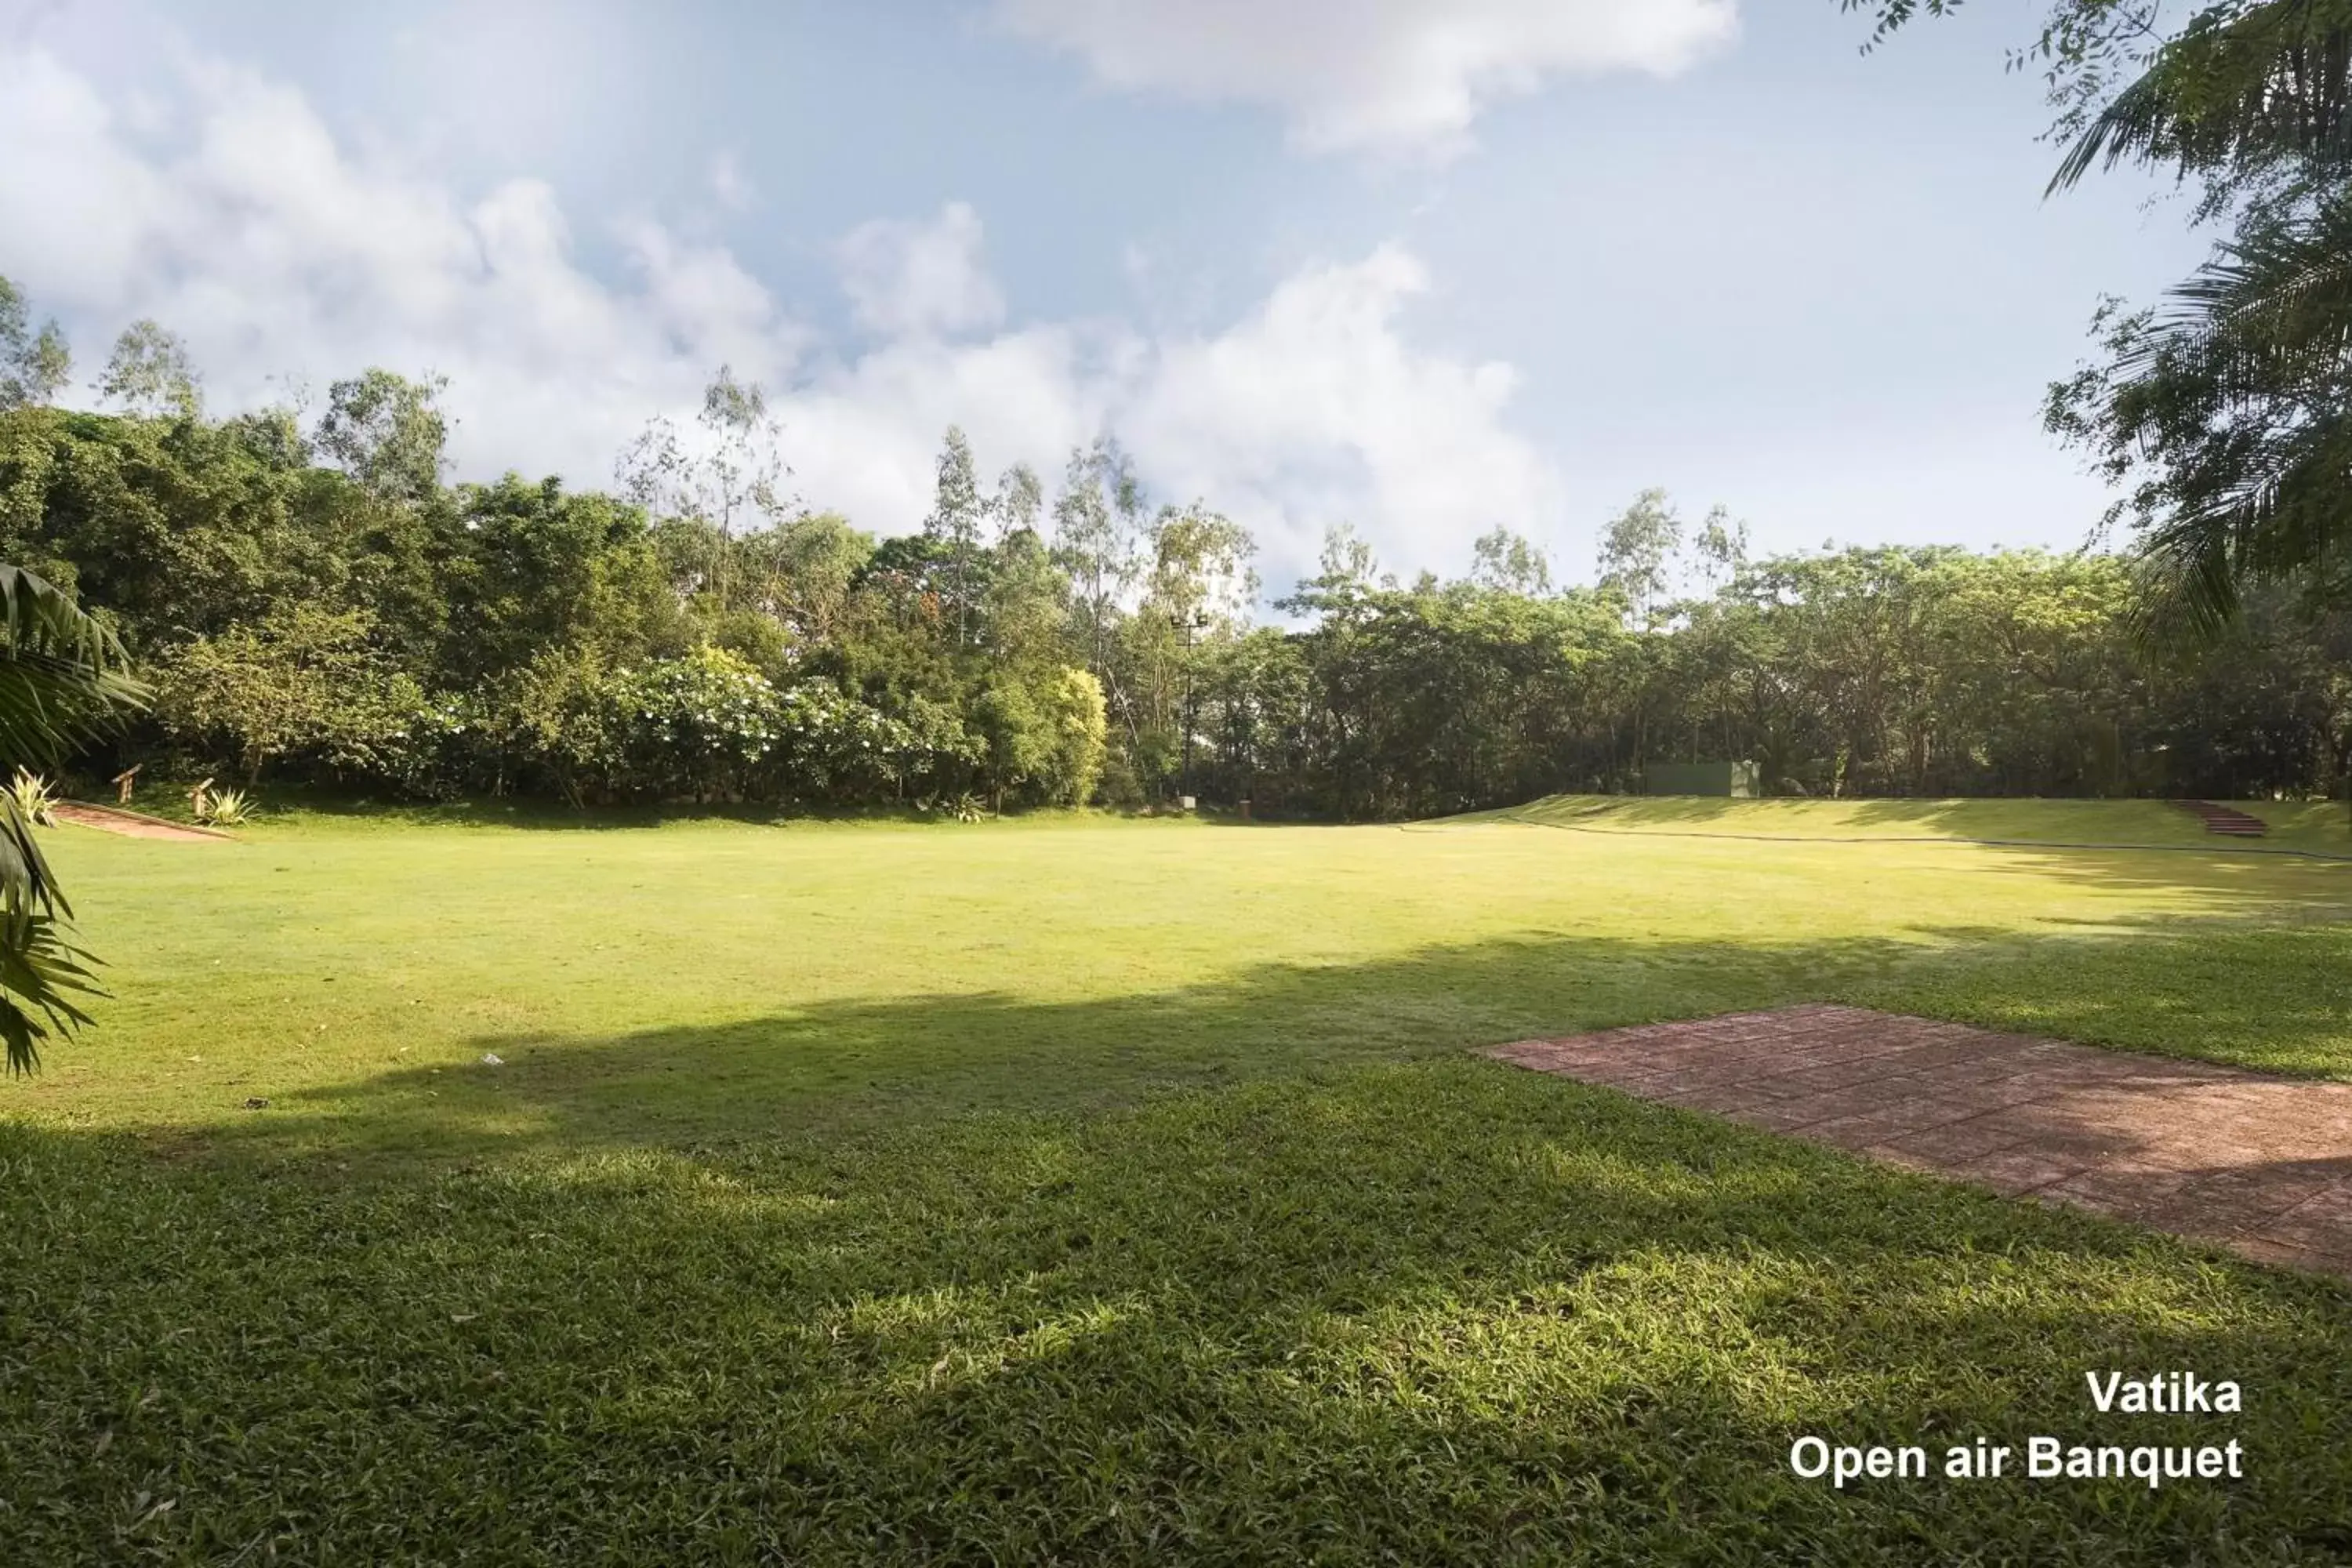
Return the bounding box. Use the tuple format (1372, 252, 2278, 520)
(1641, 760, 1759, 797)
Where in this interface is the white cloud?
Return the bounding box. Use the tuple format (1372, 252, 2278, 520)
(991, 0, 1738, 157)
(0, 42, 1559, 593)
(0, 45, 799, 481)
(1124, 245, 1555, 572)
(836, 201, 1007, 339)
(707, 151, 756, 215)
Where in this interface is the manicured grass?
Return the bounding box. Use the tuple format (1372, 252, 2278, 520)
(5, 806, 2350, 1562)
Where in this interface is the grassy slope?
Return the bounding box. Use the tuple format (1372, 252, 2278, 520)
(1490, 793, 2352, 852)
(5, 807, 2350, 1563)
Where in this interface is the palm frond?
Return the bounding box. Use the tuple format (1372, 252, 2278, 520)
(0, 905, 103, 1075)
(0, 793, 66, 922)
(2132, 397, 2352, 637)
(2073, 187, 2352, 642)
(0, 564, 131, 671)
(0, 564, 146, 766)
(0, 565, 140, 1073)
(2053, 0, 2352, 194)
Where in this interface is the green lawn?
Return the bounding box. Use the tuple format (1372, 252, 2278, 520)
(5, 803, 2351, 1562)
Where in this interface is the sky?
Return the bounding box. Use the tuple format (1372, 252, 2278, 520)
(0, 0, 2214, 599)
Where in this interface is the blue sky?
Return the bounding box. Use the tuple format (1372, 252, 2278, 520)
(1, 0, 2210, 597)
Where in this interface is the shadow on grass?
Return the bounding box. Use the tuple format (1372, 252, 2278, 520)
(1448, 804, 2352, 930)
(9, 920, 2352, 1559)
(6, 1050, 2349, 1563)
(1495, 792, 2352, 855)
(170, 918, 2352, 1178)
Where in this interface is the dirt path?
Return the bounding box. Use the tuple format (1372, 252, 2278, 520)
(1487, 1004, 2352, 1279)
(53, 801, 233, 842)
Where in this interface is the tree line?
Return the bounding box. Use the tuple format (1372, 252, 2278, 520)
(0, 286, 2346, 818)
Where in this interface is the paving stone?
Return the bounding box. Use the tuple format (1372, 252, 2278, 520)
(1481, 1007, 2352, 1281)
(2252, 1181, 2352, 1251)
(2035, 1168, 2195, 1225)
(1936, 1144, 2092, 1196)
(1724, 1104, 1838, 1134)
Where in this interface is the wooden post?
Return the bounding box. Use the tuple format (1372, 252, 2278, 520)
(190, 778, 213, 822)
(111, 764, 142, 805)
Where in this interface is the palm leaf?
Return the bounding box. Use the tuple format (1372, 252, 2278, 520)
(0, 564, 145, 764)
(0, 902, 103, 1075)
(2053, 0, 2352, 194)
(0, 565, 140, 1072)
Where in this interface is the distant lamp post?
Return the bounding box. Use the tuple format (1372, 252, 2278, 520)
(1171, 609, 1209, 808)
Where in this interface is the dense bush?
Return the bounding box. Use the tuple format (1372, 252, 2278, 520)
(154, 604, 433, 787)
(408, 649, 924, 807)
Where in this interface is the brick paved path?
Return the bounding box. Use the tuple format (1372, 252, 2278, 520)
(1486, 1005, 2352, 1279)
(53, 802, 230, 842)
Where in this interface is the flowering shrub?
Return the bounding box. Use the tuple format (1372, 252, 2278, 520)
(428, 647, 938, 806)
(595, 646, 783, 800)
(771, 679, 910, 800)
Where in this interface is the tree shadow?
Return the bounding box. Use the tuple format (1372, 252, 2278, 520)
(1494, 792, 2352, 857)
(198, 928, 1848, 1170)
(8, 1046, 2349, 1562)
(1445, 799, 2352, 926)
(1854, 918, 2352, 1074)
(163, 918, 2352, 1177)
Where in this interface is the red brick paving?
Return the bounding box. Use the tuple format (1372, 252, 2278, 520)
(1484, 1005, 2352, 1280)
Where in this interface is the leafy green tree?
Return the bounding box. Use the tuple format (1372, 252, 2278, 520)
(1121, 503, 1256, 798)
(887, 694, 981, 800)
(924, 426, 987, 645)
(2051, 203, 2352, 633)
(0, 565, 143, 1070)
(1052, 438, 1138, 679)
(618, 366, 793, 615)
(440, 476, 684, 685)
(1692, 506, 1749, 594)
(1145, 503, 1258, 629)
(983, 523, 1075, 675)
(973, 677, 1051, 811)
(993, 461, 1044, 539)
(100, 321, 203, 420)
(1469, 527, 1552, 595)
(750, 511, 874, 641)
(0, 278, 71, 412)
(0, 405, 330, 651)
(317, 369, 450, 506)
(1044, 666, 1108, 807)
(1598, 488, 1683, 628)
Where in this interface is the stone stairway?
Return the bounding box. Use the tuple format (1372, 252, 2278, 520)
(2169, 799, 2269, 837)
